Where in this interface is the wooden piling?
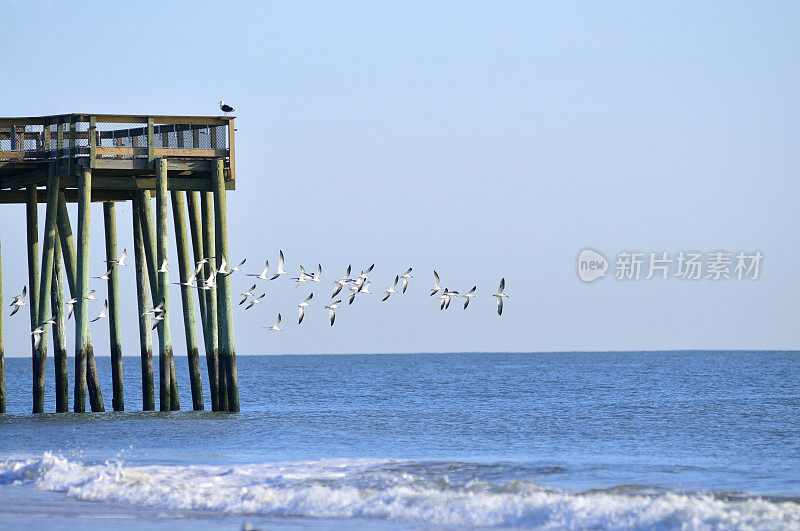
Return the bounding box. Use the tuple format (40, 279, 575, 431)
(132, 194, 154, 411)
(51, 229, 69, 413)
(74, 168, 92, 413)
(25, 185, 40, 387)
(155, 159, 175, 412)
(56, 192, 104, 412)
(103, 202, 124, 411)
(0, 226, 5, 414)
(200, 191, 220, 411)
(187, 191, 217, 409)
(171, 191, 203, 410)
(137, 188, 180, 411)
(33, 164, 59, 413)
(213, 159, 239, 412)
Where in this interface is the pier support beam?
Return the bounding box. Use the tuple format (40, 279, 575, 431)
(172, 192, 204, 410)
(200, 191, 220, 411)
(103, 202, 124, 411)
(187, 191, 217, 410)
(137, 187, 180, 411)
(25, 185, 40, 403)
(213, 159, 239, 412)
(51, 232, 69, 413)
(33, 165, 59, 413)
(155, 159, 175, 412)
(56, 192, 104, 412)
(74, 168, 92, 413)
(132, 193, 155, 411)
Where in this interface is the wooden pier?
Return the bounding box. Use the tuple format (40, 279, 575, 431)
(0, 114, 239, 413)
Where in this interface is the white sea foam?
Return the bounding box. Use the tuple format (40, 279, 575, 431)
(2, 453, 799, 529)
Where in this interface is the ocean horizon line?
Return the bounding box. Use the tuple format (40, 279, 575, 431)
(3, 348, 798, 359)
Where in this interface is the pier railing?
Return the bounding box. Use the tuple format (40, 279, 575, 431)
(0, 114, 234, 178)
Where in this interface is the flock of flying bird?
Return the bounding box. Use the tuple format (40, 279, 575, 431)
(8, 248, 509, 342)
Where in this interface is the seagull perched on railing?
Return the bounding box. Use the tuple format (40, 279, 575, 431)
(219, 100, 235, 115)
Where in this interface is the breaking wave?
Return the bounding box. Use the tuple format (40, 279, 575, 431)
(2, 453, 799, 529)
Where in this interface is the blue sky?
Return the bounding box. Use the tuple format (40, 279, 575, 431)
(1, 1, 798, 356)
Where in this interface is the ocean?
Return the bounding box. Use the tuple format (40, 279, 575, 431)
(0, 351, 798, 529)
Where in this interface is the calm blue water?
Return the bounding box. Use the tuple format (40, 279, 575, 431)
(0, 351, 798, 529)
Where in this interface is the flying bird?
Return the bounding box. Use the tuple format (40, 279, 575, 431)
(143, 300, 164, 317)
(437, 288, 459, 310)
(266, 314, 282, 332)
(104, 248, 127, 267)
(332, 265, 352, 297)
(9, 286, 27, 316)
(90, 299, 109, 322)
(382, 276, 399, 302)
(201, 270, 217, 290)
(226, 258, 247, 276)
(196, 256, 214, 267)
(297, 293, 313, 324)
(292, 265, 313, 286)
(310, 264, 322, 283)
(247, 260, 270, 281)
(85, 289, 98, 301)
(324, 300, 341, 326)
(462, 286, 477, 309)
(93, 268, 113, 281)
(400, 268, 413, 293)
(216, 256, 229, 275)
(66, 298, 77, 319)
(430, 271, 442, 296)
(175, 263, 203, 288)
(348, 284, 359, 305)
(492, 278, 509, 315)
(31, 326, 45, 349)
(239, 284, 257, 305)
(270, 250, 287, 280)
(158, 258, 169, 273)
(359, 281, 372, 295)
(245, 293, 266, 311)
(219, 100, 235, 114)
